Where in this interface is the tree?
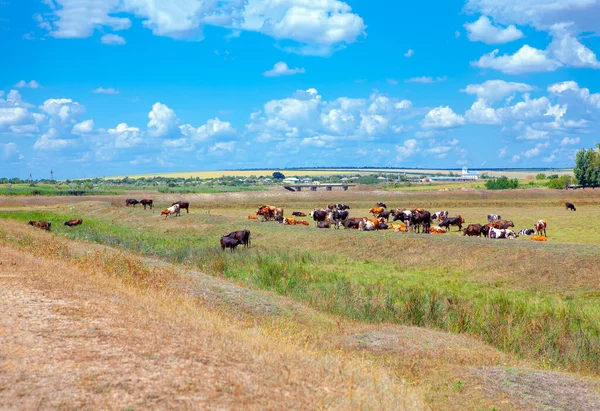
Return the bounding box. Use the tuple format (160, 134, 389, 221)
(272, 171, 285, 179)
(485, 176, 519, 190)
(547, 175, 573, 189)
(574, 146, 600, 187)
(535, 173, 546, 180)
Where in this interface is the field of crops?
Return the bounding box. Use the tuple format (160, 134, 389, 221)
(1, 186, 599, 409)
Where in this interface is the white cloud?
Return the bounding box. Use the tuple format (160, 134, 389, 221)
(547, 23, 600, 69)
(518, 126, 549, 140)
(147, 102, 178, 137)
(406, 76, 447, 84)
(465, 99, 501, 124)
(464, 15, 524, 44)
(263, 61, 306, 77)
(395, 139, 420, 161)
(209, 141, 235, 152)
(48, 0, 131, 38)
(40, 98, 85, 123)
(2, 142, 23, 161)
(561, 136, 580, 145)
(109, 123, 143, 148)
(92, 87, 120, 94)
(461, 80, 533, 102)
(72, 119, 94, 134)
(101, 33, 126, 45)
(33, 128, 70, 151)
(404, 49, 414, 58)
(498, 146, 508, 158)
(180, 118, 235, 141)
(0, 107, 31, 128)
(14, 80, 42, 89)
(523, 142, 549, 158)
(472, 45, 561, 74)
(547, 80, 600, 108)
(422, 106, 465, 129)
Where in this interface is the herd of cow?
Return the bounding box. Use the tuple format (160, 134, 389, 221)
(252, 201, 563, 240)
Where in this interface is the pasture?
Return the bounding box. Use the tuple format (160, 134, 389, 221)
(1, 186, 600, 409)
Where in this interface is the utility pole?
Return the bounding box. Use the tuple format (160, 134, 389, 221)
(50, 170, 54, 181)
(29, 173, 33, 183)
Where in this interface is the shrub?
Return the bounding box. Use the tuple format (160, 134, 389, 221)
(485, 176, 519, 190)
(536, 173, 547, 180)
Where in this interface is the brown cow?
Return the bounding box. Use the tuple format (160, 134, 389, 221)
(140, 199, 153, 210)
(317, 221, 331, 229)
(28, 220, 51, 231)
(463, 223, 483, 237)
(172, 201, 189, 213)
(491, 219, 514, 229)
(369, 207, 385, 216)
(535, 220, 547, 236)
(64, 219, 83, 227)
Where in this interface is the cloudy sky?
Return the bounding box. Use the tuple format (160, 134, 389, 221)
(1, 1, 600, 178)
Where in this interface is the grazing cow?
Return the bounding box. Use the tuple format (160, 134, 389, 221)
(125, 199, 139, 207)
(310, 209, 328, 226)
(28, 220, 51, 231)
(172, 201, 189, 213)
(161, 204, 180, 218)
(518, 228, 535, 236)
(376, 202, 387, 209)
(220, 236, 241, 252)
(317, 221, 331, 229)
(377, 210, 392, 222)
(487, 214, 501, 223)
(535, 220, 547, 237)
(432, 211, 449, 221)
(292, 211, 307, 217)
(140, 199, 153, 210)
(489, 228, 517, 239)
(565, 202, 576, 211)
(335, 203, 350, 210)
(341, 218, 362, 229)
(224, 230, 251, 248)
(439, 216, 462, 231)
(463, 223, 483, 237)
(331, 210, 349, 229)
(64, 219, 83, 227)
(429, 226, 447, 234)
(491, 219, 514, 229)
(369, 207, 385, 216)
(358, 218, 376, 231)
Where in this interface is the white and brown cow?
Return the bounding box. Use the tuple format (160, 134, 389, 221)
(535, 220, 547, 237)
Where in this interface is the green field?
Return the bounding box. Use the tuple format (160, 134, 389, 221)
(2, 187, 599, 377)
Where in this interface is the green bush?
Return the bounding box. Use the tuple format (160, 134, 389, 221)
(547, 175, 573, 189)
(485, 176, 519, 190)
(535, 173, 547, 180)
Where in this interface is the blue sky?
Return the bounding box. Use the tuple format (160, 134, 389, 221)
(1, 0, 600, 179)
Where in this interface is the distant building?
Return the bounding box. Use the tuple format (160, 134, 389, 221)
(461, 166, 480, 180)
(282, 177, 299, 184)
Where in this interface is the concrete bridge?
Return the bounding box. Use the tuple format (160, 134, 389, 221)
(283, 183, 356, 192)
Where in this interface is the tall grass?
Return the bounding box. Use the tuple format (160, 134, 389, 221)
(2, 210, 599, 374)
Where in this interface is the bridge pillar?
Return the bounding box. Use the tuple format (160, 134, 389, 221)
(311, 186, 317, 191)
(296, 186, 301, 191)
(342, 186, 348, 191)
(326, 186, 332, 191)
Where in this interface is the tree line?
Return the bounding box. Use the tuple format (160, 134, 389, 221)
(574, 144, 600, 188)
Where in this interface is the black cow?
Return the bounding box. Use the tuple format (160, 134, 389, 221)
(377, 210, 392, 221)
(335, 203, 350, 210)
(220, 236, 241, 252)
(439, 216, 463, 231)
(292, 211, 307, 217)
(565, 202, 576, 211)
(341, 218, 362, 229)
(376, 202, 387, 209)
(224, 230, 251, 248)
(317, 221, 331, 229)
(410, 210, 431, 233)
(64, 219, 83, 227)
(125, 199, 139, 207)
(140, 199, 153, 210)
(310, 209, 328, 226)
(331, 210, 349, 229)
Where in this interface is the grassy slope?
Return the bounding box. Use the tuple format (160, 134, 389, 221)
(2, 187, 599, 375)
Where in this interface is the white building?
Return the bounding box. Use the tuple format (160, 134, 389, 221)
(461, 166, 480, 180)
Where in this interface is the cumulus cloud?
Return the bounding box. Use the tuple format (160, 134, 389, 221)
(147, 102, 179, 137)
(180, 118, 235, 141)
(404, 49, 414, 58)
(39, 0, 366, 55)
(33, 128, 70, 151)
(101, 34, 126, 45)
(14, 80, 42, 89)
(109, 123, 143, 148)
(422, 106, 465, 129)
(92, 87, 120, 94)
(518, 126, 549, 140)
(561, 136, 580, 145)
(472, 45, 561, 74)
(522, 142, 549, 158)
(40, 98, 85, 123)
(465, 99, 501, 124)
(461, 80, 533, 102)
(263, 61, 306, 77)
(464, 15, 523, 44)
(72, 119, 94, 134)
(395, 139, 420, 161)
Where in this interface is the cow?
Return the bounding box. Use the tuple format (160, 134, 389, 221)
(376, 202, 387, 209)
(409, 209, 431, 233)
(489, 228, 517, 239)
(482, 223, 493, 238)
(432, 211, 449, 221)
(429, 226, 446, 234)
(64, 219, 83, 227)
(292, 211, 307, 217)
(392, 209, 410, 222)
(224, 230, 251, 248)
(341, 218, 362, 229)
(274, 215, 284, 224)
(518, 228, 535, 236)
(220, 236, 241, 252)
(439, 216, 462, 231)
(161, 204, 180, 218)
(284, 217, 296, 225)
(330, 210, 349, 229)
(335, 204, 350, 210)
(310, 209, 328, 227)
(248, 215, 258, 220)
(369, 207, 385, 216)
(256, 206, 274, 221)
(140, 199, 153, 210)
(379, 222, 389, 230)
(491, 220, 514, 230)
(565, 202, 576, 211)
(358, 218, 376, 231)
(327, 204, 336, 211)
(377, 210, 392, 222)
(535, 220, 547, 237)
(28, 220, 51, 231)
(295, 220, 310, 226)
(172, 201, 189, 213)
(317, 221, 331, 229)
(125, 199, 139, 207)
(487, 214, 501, 223)
(463, 223, 483, 237)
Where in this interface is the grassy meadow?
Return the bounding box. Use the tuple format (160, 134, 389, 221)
(2, 187, 599, 382)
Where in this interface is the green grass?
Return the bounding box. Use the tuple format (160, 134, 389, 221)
(156, 186, 266, 194)
(0, 184, 117, 196)
(2, 207, 599, 375)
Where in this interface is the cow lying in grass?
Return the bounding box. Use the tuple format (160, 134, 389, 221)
(28, 220, 51, 231)
(64, 219, 83, 227)
(463, 223, 483, 237)
(489, 228, 517, 239)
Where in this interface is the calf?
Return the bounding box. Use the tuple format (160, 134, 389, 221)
(463, 223, 483, 237)
(489, 228, 517, 239)
(518, 228, 535, 236)
(535, 220, 547, 237)
(439, 216, 462, 231)
(430, 226, 447, 234)
(369, 207, 385, 216)
(358, 218, 375, 231)
(220, 236, 241, 252)
(487, 214, 501, 223)
(64, 219, 83, 227)
(28, 220, 51, 231)
(565, 202, 576, 211)
(292, 211, 307, 217)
